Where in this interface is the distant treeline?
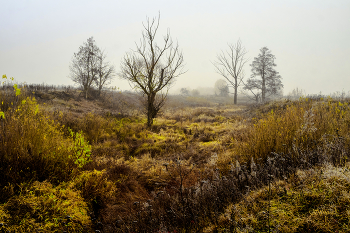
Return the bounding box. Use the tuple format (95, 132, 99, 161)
(0, 83, 75, 92)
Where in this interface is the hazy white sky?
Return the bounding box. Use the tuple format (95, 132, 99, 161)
(1, 0, 349, 95)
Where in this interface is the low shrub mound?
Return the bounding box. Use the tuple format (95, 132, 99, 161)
(0, 181, 92, 232)
(208, 163, 350, 232)
(111, 130, 348, 232)
(236, 98, 350, 164)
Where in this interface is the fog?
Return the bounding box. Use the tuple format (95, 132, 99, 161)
(1, 0, 349, 95)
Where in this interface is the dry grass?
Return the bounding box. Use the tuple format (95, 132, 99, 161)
(0, 181, 92, 232)
(207, 163, 350, 232)
(235, 98, 350, 164)
(2, 78, 350, 232)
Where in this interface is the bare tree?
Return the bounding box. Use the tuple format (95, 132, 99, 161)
(213, 40, 248, 104)
(95, 50, 115, 97)
(120, 14, 185, 127)
(243, 47, 283, 103)
(69, 37, 100, 99)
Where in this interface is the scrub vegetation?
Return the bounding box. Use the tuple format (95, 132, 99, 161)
(1, 75, 350, 232)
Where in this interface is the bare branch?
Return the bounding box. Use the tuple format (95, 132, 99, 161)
(119, 13, 185, 127)
(212, 39, 248, 104)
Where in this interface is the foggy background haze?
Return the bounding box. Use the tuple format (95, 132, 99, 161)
(1, 0, 349, 96)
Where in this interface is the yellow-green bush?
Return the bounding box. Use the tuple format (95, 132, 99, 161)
(0, 75, 25, 114)
(236, 99, 350, 163)
(0, 97, 91, 200)
(71, 169, 117, 214)
(78, 113, 115, 143)
(0, 181, 92, 232)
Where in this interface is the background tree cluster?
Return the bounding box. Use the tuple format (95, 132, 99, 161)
(70, 15, 284, 127)
(70, 16, 184, 127)
(180, 88, 201, 96)
(213, 42, 283, 103)
(69, 37, 115, 99)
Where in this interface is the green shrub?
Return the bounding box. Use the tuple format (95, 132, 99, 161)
(0, 96, 91, 201)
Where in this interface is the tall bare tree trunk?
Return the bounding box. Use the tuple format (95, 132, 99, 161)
(147, 94, 156, 127)
(98, 86, 102, 97)
(147, 108, 154, 127)
(234, 81, 238, 104)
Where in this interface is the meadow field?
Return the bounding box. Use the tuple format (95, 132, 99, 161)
(1, 80, 350, 232)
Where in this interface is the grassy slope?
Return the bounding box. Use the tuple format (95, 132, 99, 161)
(207, 163, 350, 233)
(1, 84, 350, 232)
